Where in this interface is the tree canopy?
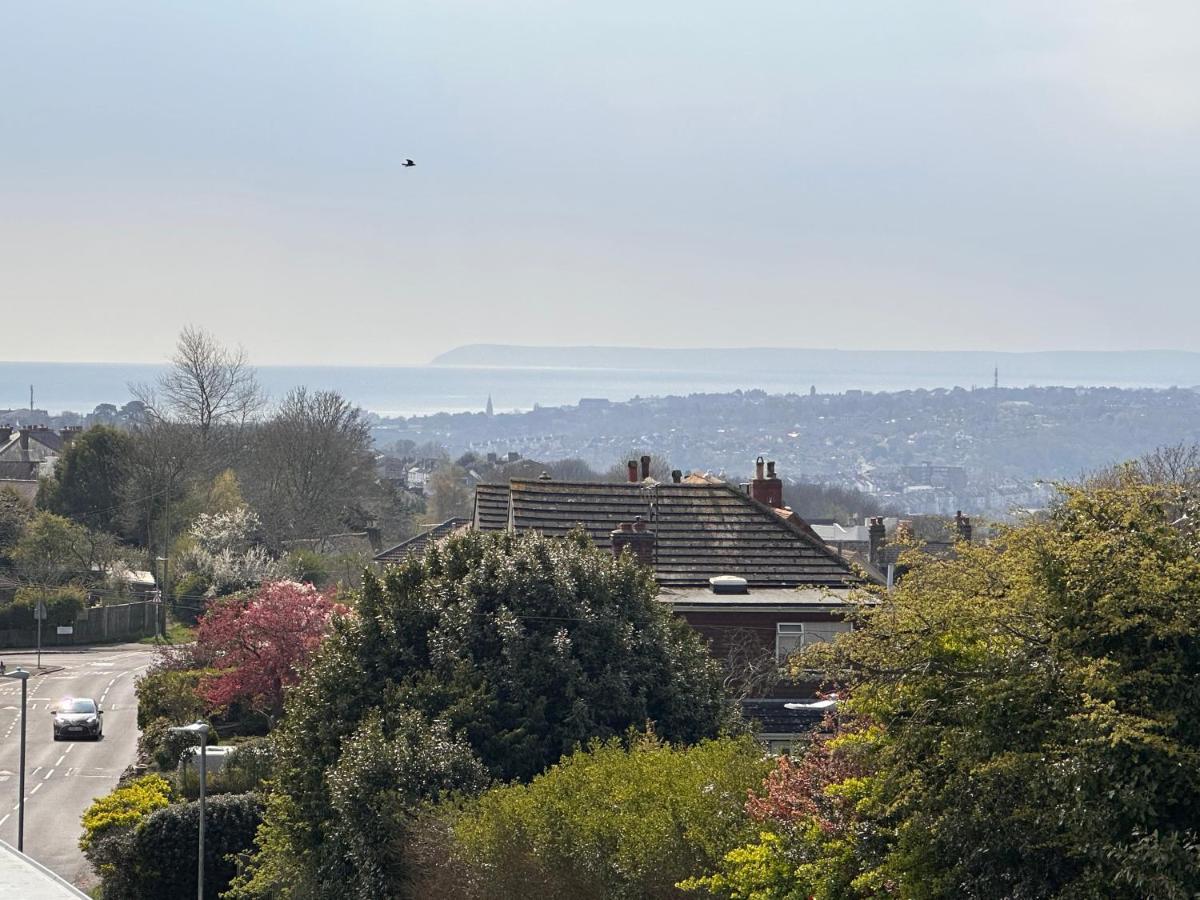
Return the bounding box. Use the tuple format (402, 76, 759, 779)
(232, 528, 733, 898)
(734, 478, 1200, 898)
(40, 425, 133, 533)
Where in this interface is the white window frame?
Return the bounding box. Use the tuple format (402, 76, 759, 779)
(775, 621, 852, 662)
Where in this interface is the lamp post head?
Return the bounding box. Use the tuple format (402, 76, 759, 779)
(0, 667, 30, 681)
(168, 721, 210, 736)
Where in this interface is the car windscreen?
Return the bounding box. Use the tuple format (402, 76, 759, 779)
(61, 699, 96, 713)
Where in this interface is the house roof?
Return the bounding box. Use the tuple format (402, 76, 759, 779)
(659, 586, 856, 611)
(374, 518, 470, 563)
(0, 461, 37, 481)
(478, 479, 861, 589)
(473, 483, 511, 531)
(0, 428, 64, 459)
(740, 698, 831, 737)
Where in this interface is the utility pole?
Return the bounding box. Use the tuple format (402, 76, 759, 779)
(1, 667, 29, 851)
(33, 600, 46, 671)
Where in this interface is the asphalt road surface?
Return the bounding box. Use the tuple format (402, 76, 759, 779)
(0, 644, 155, 889)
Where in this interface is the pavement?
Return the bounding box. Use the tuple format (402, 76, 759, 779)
(0, 644, 155, 890)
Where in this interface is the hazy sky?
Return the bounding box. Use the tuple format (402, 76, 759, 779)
(3, 2, 1200, 364)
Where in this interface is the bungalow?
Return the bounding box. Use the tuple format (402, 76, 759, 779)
(467, 456, 872, 749)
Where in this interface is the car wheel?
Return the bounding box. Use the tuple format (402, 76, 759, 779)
(53, 734, 60, 741)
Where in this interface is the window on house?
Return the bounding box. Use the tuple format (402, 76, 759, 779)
(776, 621, 852, 662)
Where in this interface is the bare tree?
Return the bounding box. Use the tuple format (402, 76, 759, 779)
(243, 388, 376, 543)
(720, 627, 783, 702)
(134, 326, 264, 436)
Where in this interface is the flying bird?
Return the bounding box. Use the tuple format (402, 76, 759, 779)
(402, 158, 416, 167)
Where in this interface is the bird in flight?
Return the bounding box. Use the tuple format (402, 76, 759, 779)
(402, 159, 416, 167)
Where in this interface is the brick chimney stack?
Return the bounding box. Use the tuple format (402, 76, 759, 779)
(60, 426, 83, 448)
(626, 460, 639, 483)
(640, 455, 651, 480)
(748, 455, 784, 508)
(671, 469, 682, 483)
(868, 517, 886, 566)
(18, 427, 32, 451)
(611, 517, 655, 568)
(955, 510, 972, 543)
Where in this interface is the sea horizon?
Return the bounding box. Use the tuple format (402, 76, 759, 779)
(3, 356, 1200, 420)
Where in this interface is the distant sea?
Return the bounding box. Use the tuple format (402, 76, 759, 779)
(2, 353, 1199, 419)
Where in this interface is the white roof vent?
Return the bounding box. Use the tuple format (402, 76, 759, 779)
(709, 575, 749, 595)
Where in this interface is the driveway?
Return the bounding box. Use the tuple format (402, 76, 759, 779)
(0, 644, 155, 889)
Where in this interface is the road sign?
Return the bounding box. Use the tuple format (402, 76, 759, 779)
(33, 601, 47, 621)
(56, 626, 73, 635)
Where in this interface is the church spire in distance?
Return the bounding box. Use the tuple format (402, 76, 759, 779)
(486, 394, 494, 416)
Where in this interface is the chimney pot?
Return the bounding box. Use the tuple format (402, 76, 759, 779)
(611, 521, 655, 567)
(955, 510, 973, 543)
(627, 460, 639, 483)
(749, 456, 784, 508)
(640, 455, 651, 480)
(671, 469, 682, 483)
(868, 517, 887, 566)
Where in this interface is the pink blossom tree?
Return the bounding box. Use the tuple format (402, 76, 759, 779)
(197, 580, 346, 719)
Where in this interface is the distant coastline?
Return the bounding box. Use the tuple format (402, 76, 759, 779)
(3, 348, 1200, 418)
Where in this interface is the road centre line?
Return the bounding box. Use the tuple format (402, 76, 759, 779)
(44, 769, 54, 780)
(0, 814, 8, 827)
(30, 783, 41, 795)
(56, 755, 65, 766)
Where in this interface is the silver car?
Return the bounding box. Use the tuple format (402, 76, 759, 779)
(52, 697, 103, 741)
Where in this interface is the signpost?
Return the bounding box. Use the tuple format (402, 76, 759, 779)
(33, 600, 46, 670)
(56, 626, 73, 636)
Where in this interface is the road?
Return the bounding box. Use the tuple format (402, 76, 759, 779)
(0, 644, 154, 889)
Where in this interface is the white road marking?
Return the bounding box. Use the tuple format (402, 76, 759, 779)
(56, 755, 65, 766)
(0, 814, 8, 827)
(30, 767, 41, 776)
(30, 783, 41, 795)
(44, 769, 55, 780)
(64, 745, 74, 755)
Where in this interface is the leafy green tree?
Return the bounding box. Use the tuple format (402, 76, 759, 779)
(0, 486, 32, 562)
(12, 510, 117, 584)
(410, 733, 770, 900)
(232, 529, 733, 898)
(785, 479, 1200, 898)
(40, 425, 133, 533)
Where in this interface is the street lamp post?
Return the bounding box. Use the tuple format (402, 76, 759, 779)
(169, 721, 210, 900)
(1, 667, 30, 851)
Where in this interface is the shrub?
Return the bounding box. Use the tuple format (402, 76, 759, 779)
(0, 584, 87, 629)
(284, 548, 331, 587)
(98, 792, 263, 900)
(410, 733, 771, 900)
(80, 773, 174, 854)
(176, 737, 274, 800)
(80, 773, 174, 888)
(136, 668, 210, 730)
(138, 716, 219, 773)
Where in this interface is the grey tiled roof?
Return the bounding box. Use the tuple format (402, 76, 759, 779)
(476, 479, 859, 589)
(473, 484, 511, 531)
(0, 460, 37, 480)
(374, 518, 470, 563)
